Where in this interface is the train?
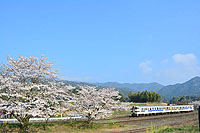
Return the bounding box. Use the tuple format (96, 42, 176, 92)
(131, 105, 194, 116)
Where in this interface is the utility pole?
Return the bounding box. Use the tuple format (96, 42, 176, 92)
(198, 106, 200, 132)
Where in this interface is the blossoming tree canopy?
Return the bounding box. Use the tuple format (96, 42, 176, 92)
(73, 85, 121, 123)
(0, 56, 73, 128)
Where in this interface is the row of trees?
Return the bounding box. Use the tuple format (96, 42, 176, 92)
(170, 96, 200, 105)
(128, 90, 161, 103)
(0, 56, 125, 132)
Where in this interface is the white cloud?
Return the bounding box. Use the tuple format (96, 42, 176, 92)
(173, 53, 198, 66)
(139, 61, 152, 73)
(155, 53, 200, 84)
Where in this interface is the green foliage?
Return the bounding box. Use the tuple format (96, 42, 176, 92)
(0, 120, 125, 132)
(146, 124, 199, 133)
(108, 122, 123, 128)
(112, 110, 130, 116)
(128, 90, 161, 103)
(170, 95, 200, 105)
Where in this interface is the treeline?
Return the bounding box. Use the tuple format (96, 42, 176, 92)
(170, 96, 200, 105)
(128, 90, 161, 103)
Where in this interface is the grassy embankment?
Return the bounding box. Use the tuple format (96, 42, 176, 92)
(0, 120, 124, 133)
(146, 124, 199, 133)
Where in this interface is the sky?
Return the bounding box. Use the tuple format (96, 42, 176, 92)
(1, 0, 200, 85)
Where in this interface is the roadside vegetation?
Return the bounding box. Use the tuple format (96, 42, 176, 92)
(129, 102, 167, 107)
(170, 95, 200, 104)
(0, 120, 124, 133)
(146, 124, 199, 133)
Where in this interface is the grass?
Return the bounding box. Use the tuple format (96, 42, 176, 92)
(129, 102, 168, 107)
(0, 119, 124, 133)
(146, 123, 199, 133)
(161, 125, 199, 133)
(112, 110, 130, 116)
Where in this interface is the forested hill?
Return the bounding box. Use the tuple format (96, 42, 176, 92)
(158, 76, 200, 99)
(61, 80, 131, 97)
(93, 82, 164, 92)
(61, 80, 164, 97)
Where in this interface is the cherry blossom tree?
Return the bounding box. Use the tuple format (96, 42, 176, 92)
(72, 85, 121, 123)
(0, 56, 73, 132)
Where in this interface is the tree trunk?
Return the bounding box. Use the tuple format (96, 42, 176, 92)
(43, 117, 49, 130)
(87, 113, 92, 124)
(12, 113, 30, 133)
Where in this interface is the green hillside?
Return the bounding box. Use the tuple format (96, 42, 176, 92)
(158, 76, 200, 99)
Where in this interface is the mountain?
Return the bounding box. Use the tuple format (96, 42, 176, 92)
(93, 82, 164, 92)
(62, 77, 200, 100)
(61, 80, 93, 86)
(158, 76, 200, 99)
(61, 80, 163, 97)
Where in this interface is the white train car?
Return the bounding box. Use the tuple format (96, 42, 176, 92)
(131, 105, 194, 116)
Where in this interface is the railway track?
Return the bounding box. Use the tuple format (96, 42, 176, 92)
(97, 111, 197, 124)
(108, 111, 198, 133)
(113, 118, 198, 133)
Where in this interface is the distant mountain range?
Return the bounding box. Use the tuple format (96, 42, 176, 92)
(93, 82, 163, 92)
(62, 76, 200, 100)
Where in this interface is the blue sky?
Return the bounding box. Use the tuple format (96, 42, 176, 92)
(1, 0, 200, 85)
